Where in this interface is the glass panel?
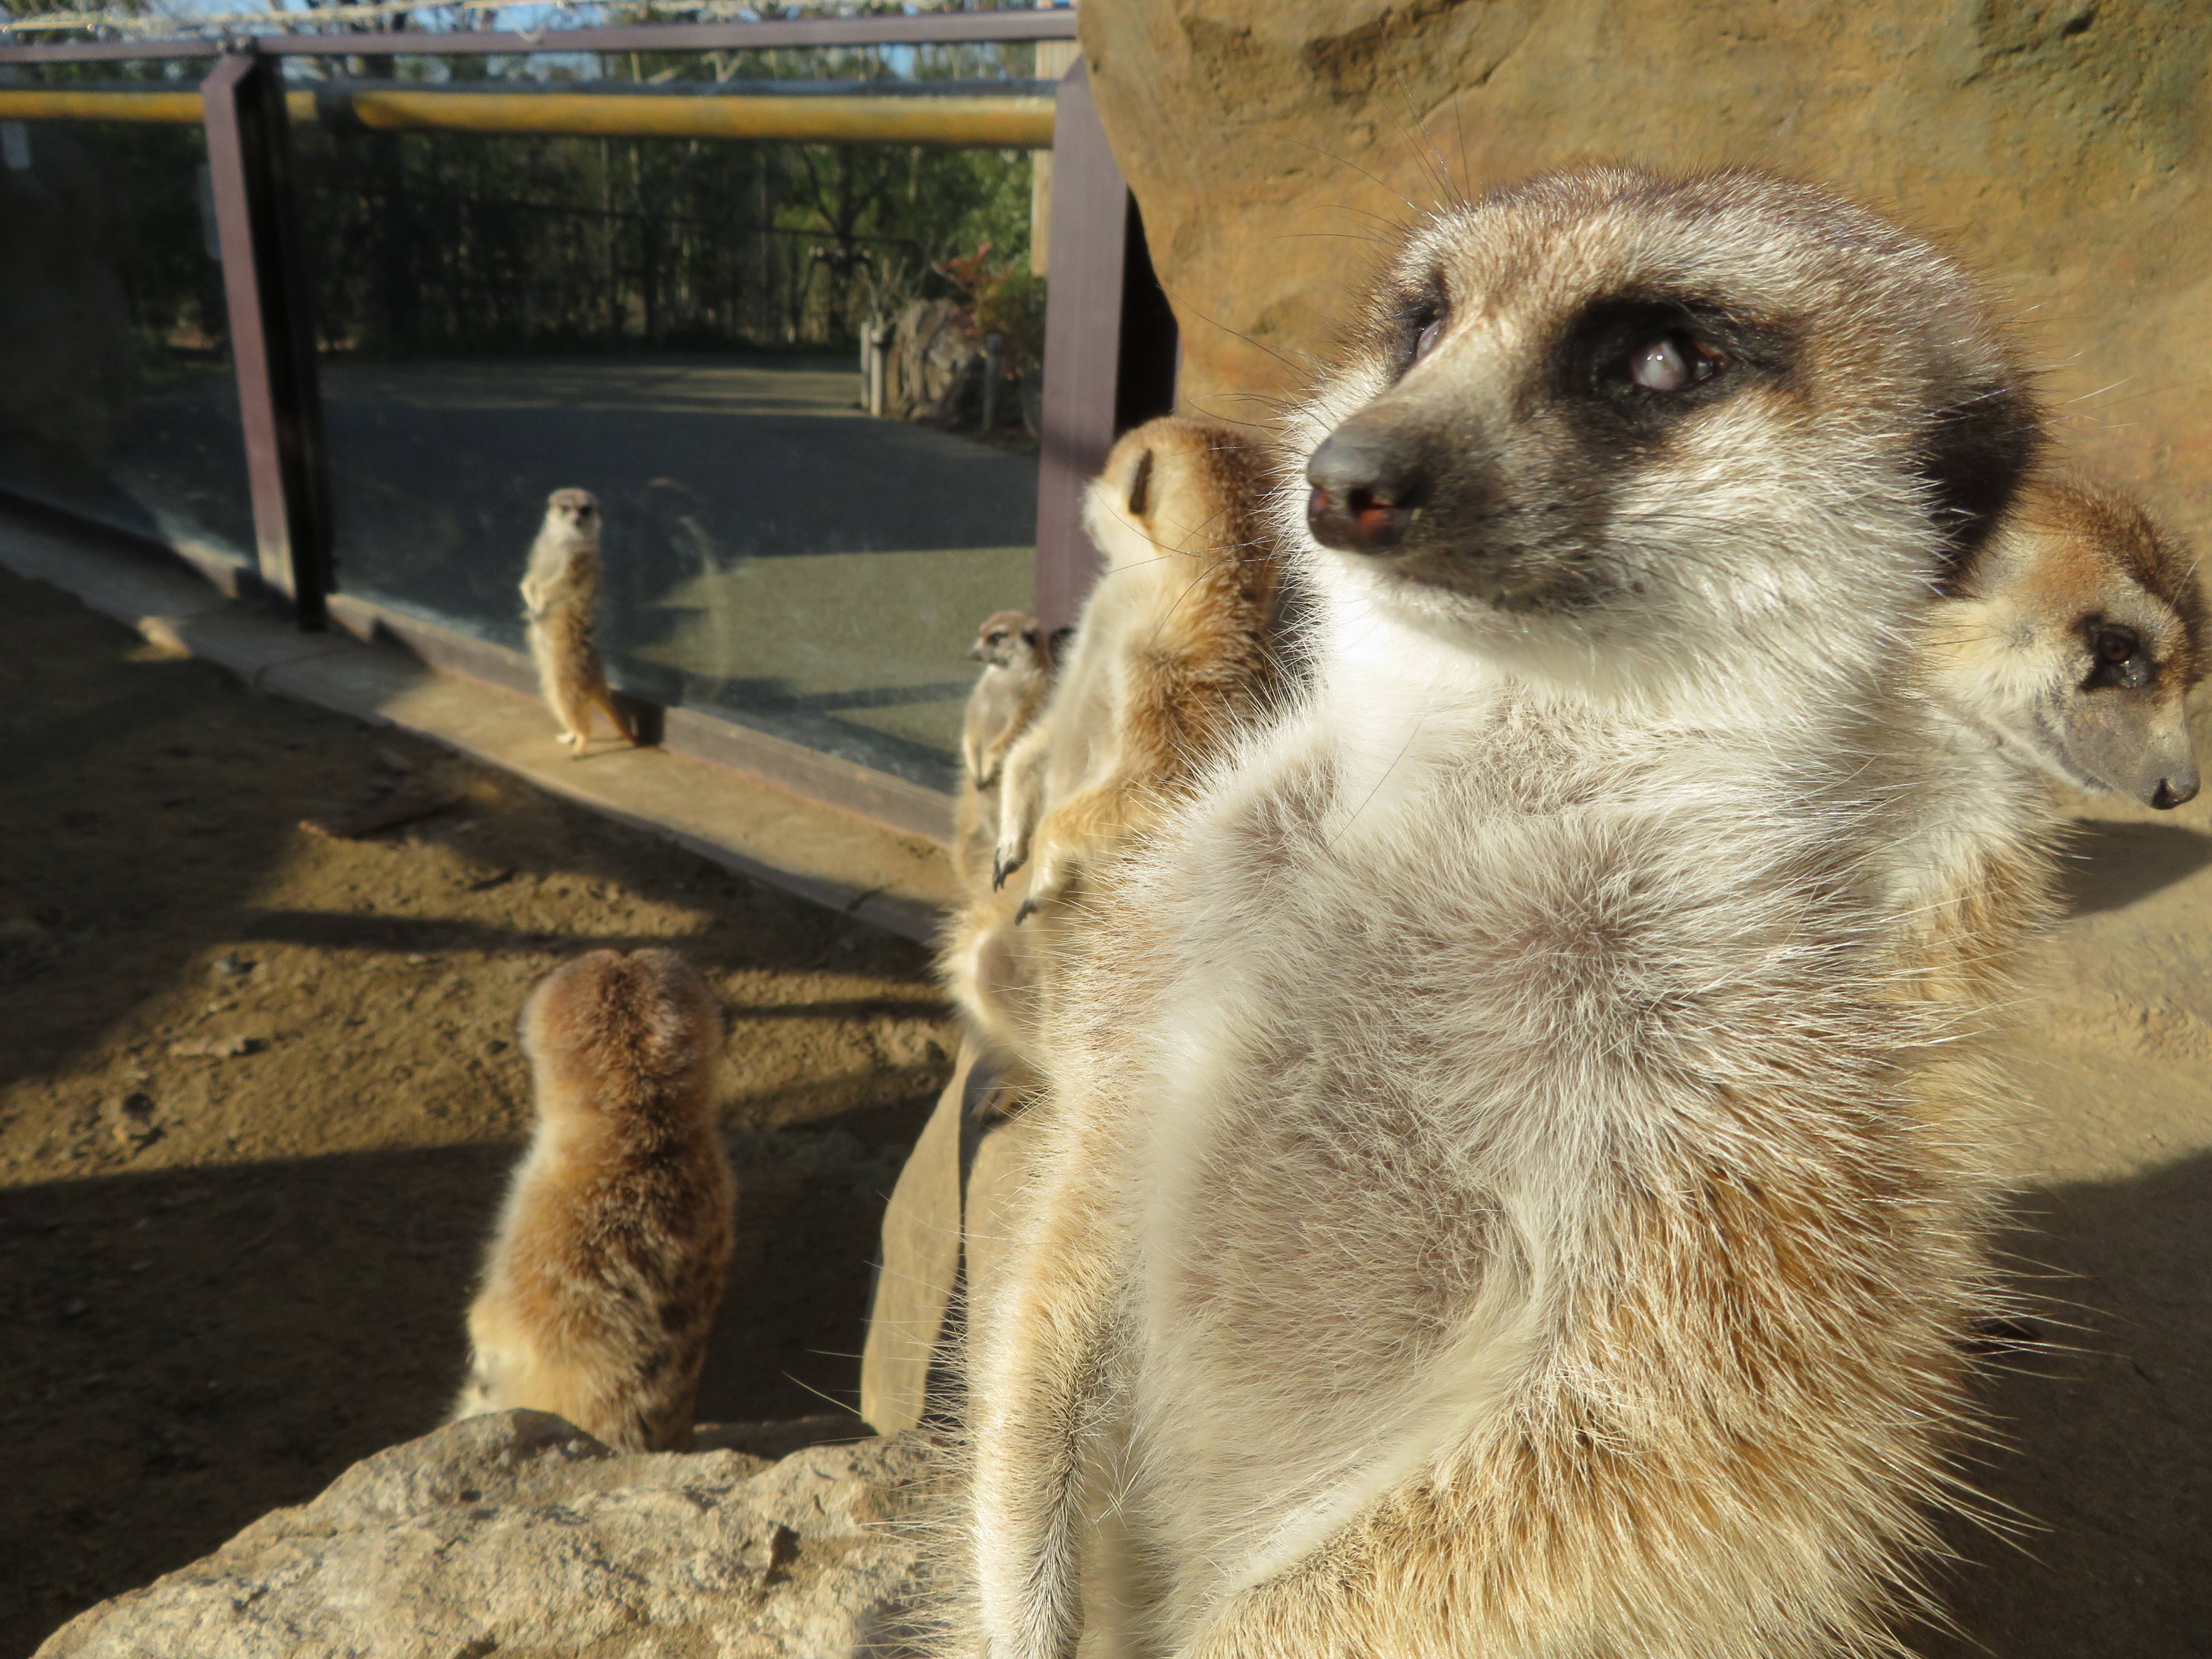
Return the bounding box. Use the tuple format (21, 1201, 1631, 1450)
(0, 67, 255, 569)
(292, 44, 1046, 792)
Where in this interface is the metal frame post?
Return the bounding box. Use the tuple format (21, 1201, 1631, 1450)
(1030, 57, 1179, 634)
(201, 49, 332, 626)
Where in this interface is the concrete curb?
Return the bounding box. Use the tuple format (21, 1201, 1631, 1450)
(0, 511, 957, 945)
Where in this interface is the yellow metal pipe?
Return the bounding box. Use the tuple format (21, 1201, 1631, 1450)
(0, 85, 1055, 147)
(336, 89, 1054, 146)
(0, 88, 203, 123)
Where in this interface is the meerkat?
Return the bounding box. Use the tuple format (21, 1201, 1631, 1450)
(955, 611, 1055, 899)
(1930, 473, 2203, 809)
(966, 168, 2057, 1659)
(990, 414, 1286, 914)
(943, 417, 1284, 1069)
(452, 947, 734, 1453)
(1880, 473, 2206, 1007)
(521, 487, 634, 756)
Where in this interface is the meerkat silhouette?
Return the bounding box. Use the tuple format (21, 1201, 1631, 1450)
(453, 948, 734, 1453)
(521, 487, 634, 757)
(966, 168, 2060, 1659)
(954, 611, 1055, 900)
(944, 417, 1284, 1068)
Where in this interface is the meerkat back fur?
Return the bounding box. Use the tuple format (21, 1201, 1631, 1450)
(522, 487, 634, 755)
(968, 168, 2055, 1659)
(955, 611, 1056, 899)
(454, 947, 734, 1452)
(946, 418, 1284, 1068)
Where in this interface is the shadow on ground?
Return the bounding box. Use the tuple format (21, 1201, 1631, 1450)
(1921, 1153, 2212, 1658)
(0, 1119, 916, 1656)
(2060, 817, 2212, 917)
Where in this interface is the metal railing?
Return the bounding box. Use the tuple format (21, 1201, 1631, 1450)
(0, 8, 1176, 837)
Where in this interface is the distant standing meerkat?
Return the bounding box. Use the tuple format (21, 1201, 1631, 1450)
(453, 948, 734, 1453)
(968, 169, 2056, 1659)
(521, 488, 634, 756)
(955, 611, 1055, 899)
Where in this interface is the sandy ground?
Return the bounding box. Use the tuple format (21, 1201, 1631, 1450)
(0, 565, 958, 1656)
(6, 550, 2212, 1656)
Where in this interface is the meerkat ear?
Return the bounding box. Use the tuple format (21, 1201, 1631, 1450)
(1126, 448, 1155, 518)
(1921, 376, 2040, 585)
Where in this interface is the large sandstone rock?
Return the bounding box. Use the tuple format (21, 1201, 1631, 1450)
(1081, 0, 2212, 536)
(36, 1411, 937, 1659)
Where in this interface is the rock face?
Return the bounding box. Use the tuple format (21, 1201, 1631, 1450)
(1080, 0, 2212, 539)
(36, 1412, 936, 1659)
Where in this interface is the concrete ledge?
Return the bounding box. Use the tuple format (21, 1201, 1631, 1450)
(0, 507, 958, 944)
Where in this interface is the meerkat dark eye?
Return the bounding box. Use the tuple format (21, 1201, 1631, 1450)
(1628, 334, 1722, 393)
(1413, 308, 1447, 365)
(2086, 623, 2153, 689)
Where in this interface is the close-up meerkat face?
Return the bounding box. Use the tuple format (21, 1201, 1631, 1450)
(1295, 168, 2037, 690)
(969, 609, 1042, 667)
(543, 487, 601, 538)
(1930, 478, 2207, 809)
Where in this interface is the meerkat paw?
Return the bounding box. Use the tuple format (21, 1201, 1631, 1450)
(992, 843, 1026, 891)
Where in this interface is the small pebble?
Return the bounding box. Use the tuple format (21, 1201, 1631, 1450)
(210, 954, 254, 979)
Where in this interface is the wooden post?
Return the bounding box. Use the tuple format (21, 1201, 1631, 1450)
(1029, 57, 1178, 634)
(201, 50, 333, 626)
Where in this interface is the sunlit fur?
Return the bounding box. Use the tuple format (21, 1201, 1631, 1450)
(521, 486, 634, 755)
(943, 416, 1285, 1076)
(452, 948, 734, 1453)
(955, 611, 1056, 900)
(966, 169, 2057, 1659)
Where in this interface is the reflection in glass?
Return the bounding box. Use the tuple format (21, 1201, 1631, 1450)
(0, 111, 254, 568)
(297, 89, 1044, 792)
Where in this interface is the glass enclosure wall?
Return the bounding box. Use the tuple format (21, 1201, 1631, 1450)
(0, 69, 255, 569)
(291, 44, 1046, 792)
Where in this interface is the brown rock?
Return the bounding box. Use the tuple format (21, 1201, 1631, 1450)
(1079, 0, 2212, 535)
(35, 1411, 937, 1659)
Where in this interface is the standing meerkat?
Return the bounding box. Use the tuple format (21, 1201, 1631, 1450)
(968, 169, 2054, 1659)
(521, 487, 634, 756)
(944, 417, 1284, 1068)
(955, 611, 1055, 899)
(453, 947, 734, 1453)
(990, 414, 1286, 914)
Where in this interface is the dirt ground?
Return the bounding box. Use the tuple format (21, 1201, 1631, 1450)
(0, 566, 957, 1656)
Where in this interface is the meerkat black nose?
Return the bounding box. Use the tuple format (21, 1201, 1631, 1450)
(1306, 426, 1426, 554)
(2151, 770, 2199, 810)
